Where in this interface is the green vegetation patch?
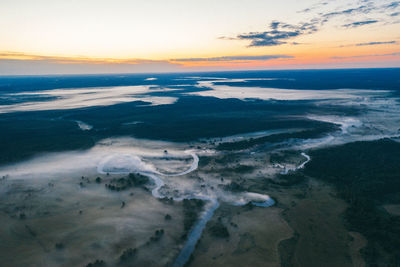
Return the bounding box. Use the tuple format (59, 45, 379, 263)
(223, 181, 246, 192)
(105, 173, 149, 191)
(86, 260, 106, 267)
(208, 221, 230, 238)
(119, 248, 137, 263)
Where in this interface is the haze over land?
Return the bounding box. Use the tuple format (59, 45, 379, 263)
(1, 0, 400, 266)
(1, 69, 400, 266)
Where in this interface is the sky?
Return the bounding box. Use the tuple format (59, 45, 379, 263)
(1, 0, 400, 75)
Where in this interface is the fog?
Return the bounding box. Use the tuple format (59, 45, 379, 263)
(0, 85, 178, 113)
(190, 78, 390, 101)
(1, 75, 400, 266)
(0, 135, 278, 266)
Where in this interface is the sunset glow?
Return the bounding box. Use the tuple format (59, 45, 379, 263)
(1, 0, 399, 74)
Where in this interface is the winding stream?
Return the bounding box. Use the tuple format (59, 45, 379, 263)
(96, 149, 309, 267)
(280, 152, 311, 174)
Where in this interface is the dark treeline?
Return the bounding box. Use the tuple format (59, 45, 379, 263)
(1, 69, 399, 92)
(0, 95, 347, 165)
(303, 139, 400, 266)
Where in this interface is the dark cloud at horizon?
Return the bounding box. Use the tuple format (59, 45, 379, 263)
(232, 20, 319, 47)
(224, 0, 400, 47)
(322, 5, 374, 20)
(0, 53, 297, 75)
(171, 54, 294, 62)
(331, 52, 400, 59)
(297, 1, 328, 13)
(340, 40, 399, 47)
(342, 20, 379, 28)
(355, 41, 398, 46)
(384, 1, 400, 9)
